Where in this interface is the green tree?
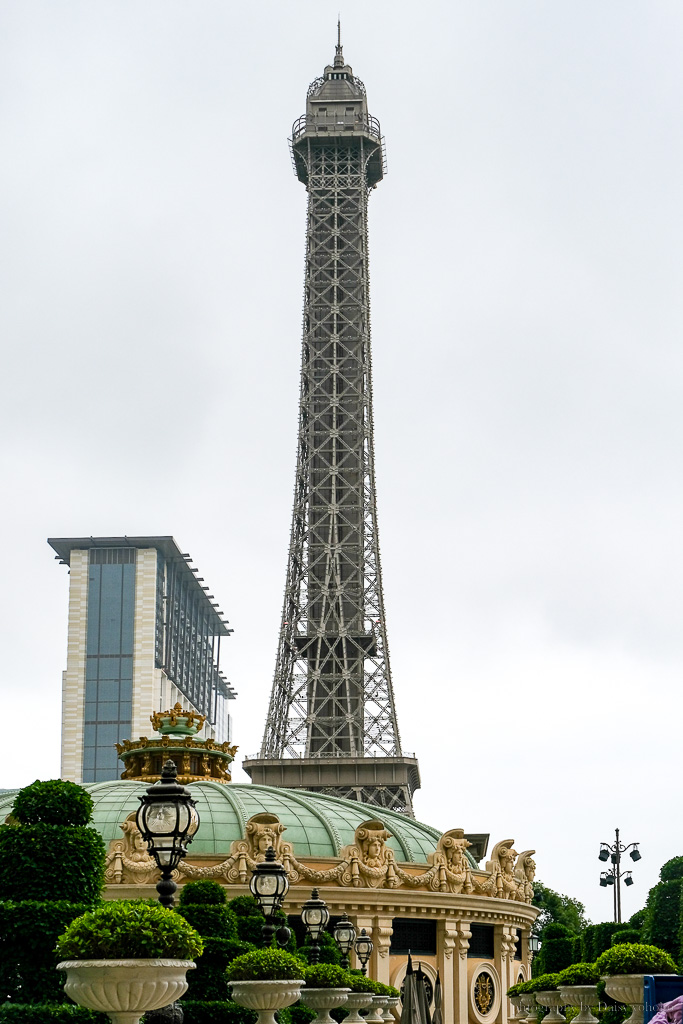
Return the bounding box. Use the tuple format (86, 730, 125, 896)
(532, 882, 588, 936)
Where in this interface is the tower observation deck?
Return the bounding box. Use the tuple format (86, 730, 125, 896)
(243, 34, 419, 815)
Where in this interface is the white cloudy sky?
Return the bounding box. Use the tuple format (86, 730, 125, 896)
(2, 1, 682, 924)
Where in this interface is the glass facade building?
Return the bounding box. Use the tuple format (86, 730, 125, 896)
(84, 549, 135, 782)
(50, 536, 235, 785)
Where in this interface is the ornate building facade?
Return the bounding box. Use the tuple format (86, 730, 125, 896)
(0, 780, 538, 1024)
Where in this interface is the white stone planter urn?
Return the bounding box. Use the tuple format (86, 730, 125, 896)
(535, 990, 566, 1022)
(367, 994, 390, 1023)
(509, 995, 526, 1023)
(57, 958, 195, 1024)
(344, 991, 374, 1024)
(229, 978, 305, 1024)
(602, 974, 679, 1024)
(383, 995, 401, 1021)
(519, 993, 538, 1024)
(301, 986, 350, 1024)
(558, 985, 599, 1024)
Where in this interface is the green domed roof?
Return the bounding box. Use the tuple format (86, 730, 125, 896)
(0, 782, 446, 865)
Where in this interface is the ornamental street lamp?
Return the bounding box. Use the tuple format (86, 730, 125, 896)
(333, 913, 357, 969)
(249, 846, 290, 946)
(597, 828, 641, 923)
(354, 928, 374, 976)
(136, 758, 199, 908)
(301, 889, 330, 964)
(529, 935, 541, 956)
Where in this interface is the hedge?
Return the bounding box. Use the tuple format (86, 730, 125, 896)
(178, 905, 238, 941)
(179, 881, 229, 906)
(0, 1007, 107, 1023)
(660, 858, 683, 883)
(179, 1002, 258, 1024)
(0, 901, 91, 1004)
(611, 930, 640, 946)
(581, 923, 627, 963)
(0, 824, 105, 904)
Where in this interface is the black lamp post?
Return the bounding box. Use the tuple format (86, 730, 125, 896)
(301, 889, 330, 964)
(354, 928, 374, 976)
(249, 846, 290, 946)
(598, 828, 641, 923)
(136, 759, 200, 908)
(333, 913, 357, 969)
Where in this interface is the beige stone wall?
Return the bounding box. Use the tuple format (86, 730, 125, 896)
(131, 548, 159, 739)
(61, 549, 89, 782)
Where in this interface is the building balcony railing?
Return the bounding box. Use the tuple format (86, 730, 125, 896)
(244, 750, 417, 761)
(291, 112, 382, 143)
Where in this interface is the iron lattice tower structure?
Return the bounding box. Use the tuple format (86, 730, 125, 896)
(243, 34, 419, 815)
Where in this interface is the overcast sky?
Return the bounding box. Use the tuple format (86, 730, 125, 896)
(2, 0, 682, 925)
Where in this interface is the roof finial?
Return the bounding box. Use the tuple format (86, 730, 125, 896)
(334, 16, 344, 67)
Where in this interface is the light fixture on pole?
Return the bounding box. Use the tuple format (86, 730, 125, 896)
(354, 928, 374, 976)
(301, 889, 330, 964)
(249, 846, 290, 946)
(136, 758, 200, 908)
(333, 913, 357, 969)
(529, 934, 541, 955)
(597, 829, 641, 923)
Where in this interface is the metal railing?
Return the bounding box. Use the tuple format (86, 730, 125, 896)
(244, 750, 416, 761)
(291, 112, 382, 143)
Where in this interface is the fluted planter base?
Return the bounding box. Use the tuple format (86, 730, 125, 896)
(367, 996, 389, 1023)
(559, 985, 599, 1024)
(383, 996, 401, 1021)
(230, 979, 304, 1024)
(301, 987, 350, 1024)
(536, 991, 566, 1022)
(345, 992, 374, 1024)
(57, 959, 195, 1024)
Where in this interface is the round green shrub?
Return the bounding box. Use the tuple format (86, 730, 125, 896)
(507, 983, 525, 998)
(12, 780, 94, 827)
(56, 900, 203, 961)
(526, 973, 560, 992)
(660, 858, 683, 883)
(595, 943, 677, 976)
(179, 881, 228, 906)
(227, 948, 306, 981)
(557, 963, 600, 987)
(347, 973, 375, 993)
(304, 963, 350, 988)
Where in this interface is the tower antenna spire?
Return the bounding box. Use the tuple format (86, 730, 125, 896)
(334, 16, 344, 67)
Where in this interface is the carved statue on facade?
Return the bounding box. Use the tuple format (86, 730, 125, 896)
(104, 812, 158, 884)
(514, 849, 536, 904)
(429, 828, 474, 894)
(478, 839, 519, 899)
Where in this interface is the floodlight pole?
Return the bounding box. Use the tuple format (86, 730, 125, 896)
(598, 827, 641, 923)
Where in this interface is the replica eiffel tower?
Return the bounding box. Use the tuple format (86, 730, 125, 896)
(243, 31, 420, 815)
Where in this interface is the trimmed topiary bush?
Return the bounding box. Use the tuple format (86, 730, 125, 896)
(303, 963, 350, 988)
(12, 780, 94, 827)
(610, 930, 640, 946)
(539, 923, 575, 975)
(0, 901, 92, 1004)
(595, 943, 677, 976)
(0, 824, 106, 904)
(227, 948, 306, 981)
(347, 973, 375, 993)
(557, 963, 600, 987)
(56, 900, 203, 961)
(179, 881, 229, 906)
(526, 974, 560, 992)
